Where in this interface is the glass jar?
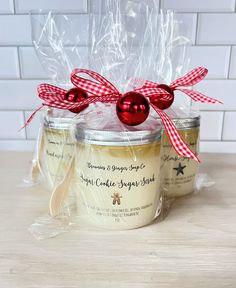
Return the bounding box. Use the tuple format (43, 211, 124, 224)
(40, 110, 76, 188)
(160, 115, 200, 198)
(74, 126, 162, 230)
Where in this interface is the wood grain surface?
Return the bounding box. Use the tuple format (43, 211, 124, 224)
(0, 152, 235, 288)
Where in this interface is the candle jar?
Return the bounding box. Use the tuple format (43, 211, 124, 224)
(40, 110, 75, 188)
(160, 115, 200, 198)
(74, 126, 162, 230)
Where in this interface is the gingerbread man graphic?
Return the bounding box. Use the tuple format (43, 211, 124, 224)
(111, 193, 122, 205)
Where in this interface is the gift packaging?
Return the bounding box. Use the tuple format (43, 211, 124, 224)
(25, 1, 222, 239)
(74, 105, 162, 229)
(160, 108, 200, 198)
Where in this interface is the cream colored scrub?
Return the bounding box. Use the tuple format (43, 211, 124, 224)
(41, 111, 75, 188)
(75, 127, 162, 230)
(161, 116, 200, 198)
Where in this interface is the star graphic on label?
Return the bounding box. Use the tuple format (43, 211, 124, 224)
(173, 162, 186, 176)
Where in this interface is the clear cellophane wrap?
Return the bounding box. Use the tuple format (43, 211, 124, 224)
(26, 1, 213, 239)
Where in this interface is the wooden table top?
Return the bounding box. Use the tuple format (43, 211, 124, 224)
(0, 152, 236, 288)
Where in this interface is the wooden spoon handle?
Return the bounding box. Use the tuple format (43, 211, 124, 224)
(30, 127, 44, 182)
(49, 159, 75, 217)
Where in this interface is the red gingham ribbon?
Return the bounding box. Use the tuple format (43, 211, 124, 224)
(23, 67, 222, 162)
(135, 66, 222, 104)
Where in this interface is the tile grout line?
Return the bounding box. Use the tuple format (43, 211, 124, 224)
(1, 77, 236, 81)
(195, 12, 199, 45)
(159, 0, 162, 13)
(0, 44, 89, 48)
(1, 11, 236, 16)
(221, 111, 226, 141)
(87, 0, 90, 13)
(0, 78, 50, 81)
(227, 46, 233, 79)
(200, 140, 236, 143)
(0, 109, 235, 112)
(22, 110, 28, 140)
(13, 0, 16, 14)
(16, 47, 22, 79)
(0, 12, 90, 16)
(0, 138, 36, 141)
(0, 44, 232, 48)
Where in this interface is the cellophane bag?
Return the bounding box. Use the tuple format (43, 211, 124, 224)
(25, 11, 89, 188)
(27, 1, 208, 238)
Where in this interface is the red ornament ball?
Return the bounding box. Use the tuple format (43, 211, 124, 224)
(150, 84, 174, 110)
(64, 87, 88, 113)
(116, 91, 150, 126)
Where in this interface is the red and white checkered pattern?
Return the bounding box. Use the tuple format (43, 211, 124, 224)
(136, 86, 171, 98)
(171, 67, 222, 104)
(151, 104, 199, 162)
(136, 66, 222, 104)
(177, 89, 221, 104)
(171, 66, 207, 88)
(71, 68, 120, 97)
(23, 67, 222, 162)
(37, 82, 118, 111)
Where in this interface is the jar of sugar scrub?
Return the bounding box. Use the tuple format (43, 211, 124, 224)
(160, 111, 200, 198)
(74, 114, 162, 230)
(40, 109, 76, 188)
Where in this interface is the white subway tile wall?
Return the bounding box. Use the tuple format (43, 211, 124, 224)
(161, 0, 235, 12)
(19, 47, 47, 79)
(200, 111, 224, 140)
(229, 47, 236, 78)
(194, 80, 236, 110)
(222, 112, 236, 140)
(0, 0, 14, 14)
(15, 0, 88, 13)
(188, 46, 230, 79)
(0, 111, 25, 139)
(175, 13, 197, 44)
(0, 80, 44, 109)
(197, 14, 236, 45)
(0, 47, 20, 78)
(19, 47, 89, 79)
(24, 110, 43, 139)
(0, 0, 235, 153)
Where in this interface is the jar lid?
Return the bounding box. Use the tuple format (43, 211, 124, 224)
(75, 126, 161, 146)
(44, 109, 77, 130)
(161, 107, 200, 129)
(172, 116, 200, 129)
(69, 103, 161, 146)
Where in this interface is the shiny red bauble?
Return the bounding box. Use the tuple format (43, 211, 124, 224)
(150, 84, 174, 110)
(64, 87, 88, 113)
(116, 91, 150, 126)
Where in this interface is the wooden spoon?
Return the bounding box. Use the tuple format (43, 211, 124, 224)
(49, 159, 75, 217)
(30, 127, 44, 182)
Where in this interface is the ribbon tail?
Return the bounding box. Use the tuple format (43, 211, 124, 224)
(19, 105, 44, 131)
(151, 104, 200, 162)
(179, 89, 223, 104)
(171, 67, 208, 88)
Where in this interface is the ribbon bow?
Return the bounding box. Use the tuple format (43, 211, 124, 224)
(136, 66, 221, 104)
(24, 67, 222, 162)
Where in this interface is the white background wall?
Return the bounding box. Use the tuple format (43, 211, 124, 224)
(0, 0, 236, 153)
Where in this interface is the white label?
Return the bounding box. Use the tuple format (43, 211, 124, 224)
(42, 128, 75, 187)
(75, 142, 161, 229)
(161, 127, 199, 197)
